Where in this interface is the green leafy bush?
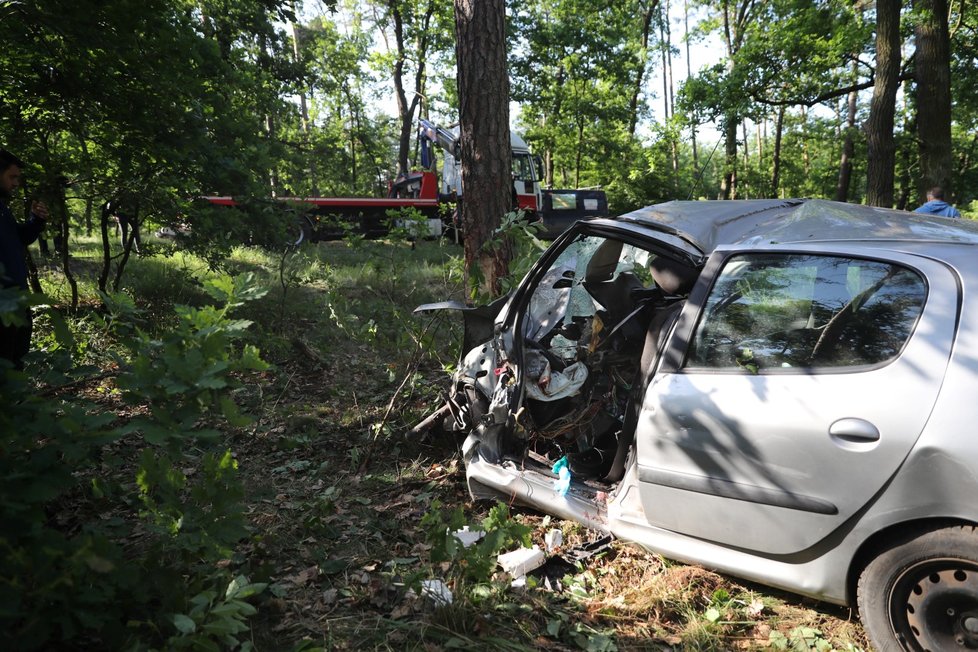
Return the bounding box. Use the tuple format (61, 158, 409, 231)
(422, 500, 532, 584)
(0, 274, 268, 650)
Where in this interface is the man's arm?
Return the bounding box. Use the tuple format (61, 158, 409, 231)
(16, 200, 47, 245)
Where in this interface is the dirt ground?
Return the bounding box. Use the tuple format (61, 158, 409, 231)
(236, 348, 870, 652)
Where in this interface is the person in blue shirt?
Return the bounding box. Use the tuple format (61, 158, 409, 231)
(914, 186, 962, 218)
(0, 149, 48, 369)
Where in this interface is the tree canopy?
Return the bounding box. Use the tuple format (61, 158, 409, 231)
(2, 0, 978, 293)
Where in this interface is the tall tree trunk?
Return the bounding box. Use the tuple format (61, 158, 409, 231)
(866, 0, 901, 207)
(800, 107, 810, 177)
(756, 118, 763, 169)
(265, 113, 279, 195)
(575, 120, 584, 189)
(78, 133, 94, 235)
(98, 201, 111, 294)
(290, 10, 319, 195)
(742, 121, 749, 168)
(454, 0, 512, 298)
(718, 0, 755, 199)
(390, 0, 435, 176)
(720, 117, 737, 199)
(659, 6, 670, 123)
(771, 105, 785, 198)
(629, 1, 659, 137)
(835, 61, 859, 202)
(914, 0, 953, 197)
(665, 0, 675, 119)
(684, 0, 698, 172)
(343, 84, 362, 190)
(664, 0, 679, 175)
(897, 88, 916, 210)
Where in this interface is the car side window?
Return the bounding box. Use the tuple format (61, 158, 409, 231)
(686, 253, 927, 371)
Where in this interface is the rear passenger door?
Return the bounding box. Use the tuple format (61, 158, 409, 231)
(635, 246, 958, 555)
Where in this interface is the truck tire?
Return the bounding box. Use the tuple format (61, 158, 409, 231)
(856, 525, 978, 651)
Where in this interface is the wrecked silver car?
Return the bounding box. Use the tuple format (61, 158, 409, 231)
(418, 199, 978, 652)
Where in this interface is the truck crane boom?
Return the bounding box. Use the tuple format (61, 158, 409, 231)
(418, 118, 460, 168)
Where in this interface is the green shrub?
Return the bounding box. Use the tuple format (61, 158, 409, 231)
(0, 274, 268, 650)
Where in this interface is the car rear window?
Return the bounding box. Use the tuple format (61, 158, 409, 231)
(686, 253, 927, 371)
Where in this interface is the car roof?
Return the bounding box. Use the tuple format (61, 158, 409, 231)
(614, 198, 978, 256)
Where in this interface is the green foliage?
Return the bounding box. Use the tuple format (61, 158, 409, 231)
(421, 500, 532, 585)
(769, 625, 864, 651)
(386, 205, 434, 242)
(472, 210, 547, 303)
(509, 1, 646, 186)
(0, 274, 268, 650)
(114, 274, 269, 445)
(165, 575, 267, 652)
(545, 611, 619, 651)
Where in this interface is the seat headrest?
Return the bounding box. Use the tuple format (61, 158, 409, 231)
(650, 257, 698, 295)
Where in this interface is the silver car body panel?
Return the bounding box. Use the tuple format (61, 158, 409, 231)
(458, 199, 978, 606)
(635, 245, 959, 556)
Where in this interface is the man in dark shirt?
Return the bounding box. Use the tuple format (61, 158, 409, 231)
(0, 149, 48, 369)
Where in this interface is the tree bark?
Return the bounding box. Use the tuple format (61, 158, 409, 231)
(914, 0, 953, 197)
(720, 118, 737, 199)
(866, 0, 901, 207)
(834, 60, 859, 202)
(290, 11, 319, 195)
(454, 0, 512, 299)
(387, 0, 436, 176)
(771, 105, 785, 198)
(684, 0, 698, 172)
(717, 0, 755, 199)
(628, 1, 659, 137)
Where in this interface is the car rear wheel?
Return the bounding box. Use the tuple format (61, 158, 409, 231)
(857, 526, 978, 651)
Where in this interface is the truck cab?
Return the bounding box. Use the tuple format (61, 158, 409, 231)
(422, 121, 543, 215)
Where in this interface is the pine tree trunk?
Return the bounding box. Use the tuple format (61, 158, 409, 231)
(866, 0, 901, 207)
(454, 0, 512, 299)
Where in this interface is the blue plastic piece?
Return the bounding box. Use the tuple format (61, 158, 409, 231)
(552, 456, 571, 496)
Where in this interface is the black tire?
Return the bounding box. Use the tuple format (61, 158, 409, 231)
(857, 525, 978, 651)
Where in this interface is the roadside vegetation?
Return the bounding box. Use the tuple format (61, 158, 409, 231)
(4, 231, 870, 651)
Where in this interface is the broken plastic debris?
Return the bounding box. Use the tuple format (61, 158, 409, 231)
(498, 545, 546, 578)
(451, 526, 485, 548)
(420, 579, 453, 606)
(525, 359, 589, 401)
(552, 456, 571, 496)
(544, 528, 564, 552)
